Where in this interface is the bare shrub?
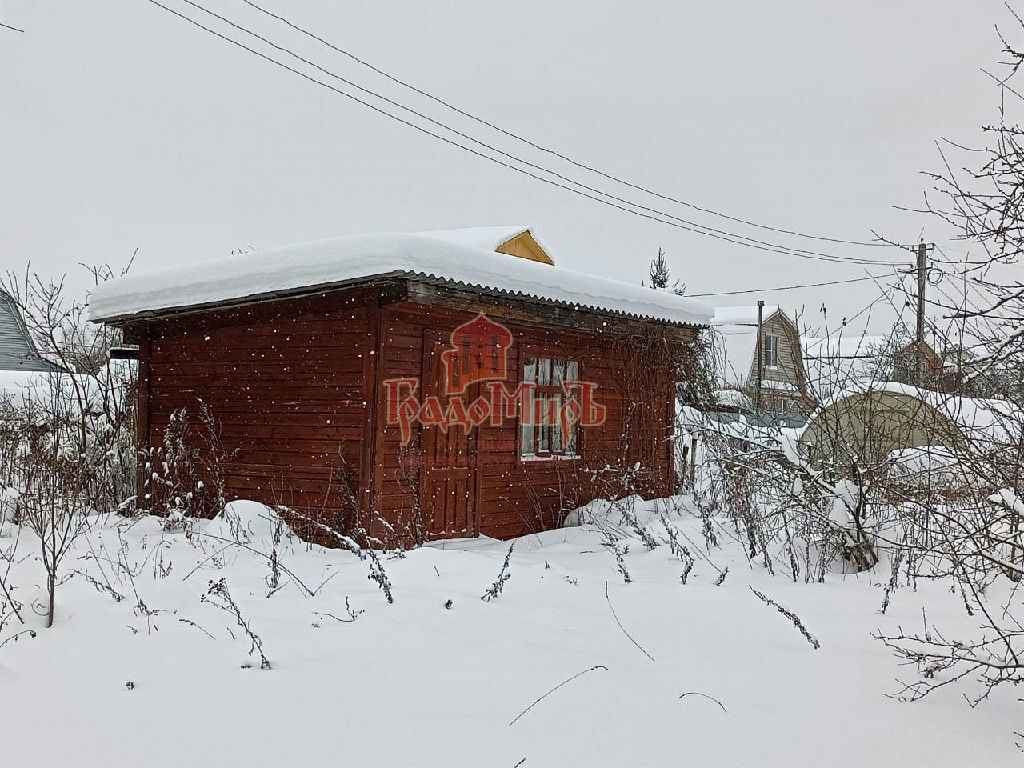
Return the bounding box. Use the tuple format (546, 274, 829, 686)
(481, 541, 515, 601)
(148, 401, 234, 530)
(749, 586, 820, 650)
(203, 578, 271, 670)
(13, 385, 90, 628)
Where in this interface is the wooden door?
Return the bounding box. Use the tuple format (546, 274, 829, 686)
(419, 330, 479, 538)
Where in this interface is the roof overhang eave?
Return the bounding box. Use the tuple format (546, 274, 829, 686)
(91, 271, 710, 329)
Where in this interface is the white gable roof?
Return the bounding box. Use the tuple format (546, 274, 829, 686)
(88, 229, 712, 326)
(714, 326, 758, 386)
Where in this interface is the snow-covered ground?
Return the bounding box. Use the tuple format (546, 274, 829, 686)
(0, 497, 1017, 767)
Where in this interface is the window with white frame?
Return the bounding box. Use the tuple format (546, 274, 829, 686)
(520, 357, 580, 459)
(763, 334, 780, 369)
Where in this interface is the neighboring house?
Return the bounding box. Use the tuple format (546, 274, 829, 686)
(712, 305, 811, 419)
(713, 305, 956, 419)
(90, 226, 712, 544)
(891, 339, 946, 390)
(804, 332, 952, 396)
(0, 289, 60, 372)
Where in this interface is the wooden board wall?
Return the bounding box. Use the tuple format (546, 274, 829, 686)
(372, 301, 687, 541)
(126, 288, 380, 540)
(125, 283, 694, 545)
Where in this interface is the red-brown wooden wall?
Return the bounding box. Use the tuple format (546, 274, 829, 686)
(372, 300, 682, 541)
(124, 283, 693, 544)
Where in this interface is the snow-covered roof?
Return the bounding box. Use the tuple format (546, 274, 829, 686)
(412, 226, 533, 253)
(0, 370, 107, 414)
(803, 381, 1020, 443)
(711, 305, 780, 327)
(713, 326, 758, 386)
(714, 388, 753, 410)
(762, 379, 799, 392)
(0, 370, 46, 402)
(879, 382, 1018, 438)
(88, 230, 712, 327)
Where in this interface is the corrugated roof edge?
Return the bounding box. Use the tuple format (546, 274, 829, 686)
(89, 269, 710, 327)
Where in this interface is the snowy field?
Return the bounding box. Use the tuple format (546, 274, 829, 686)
(0, 497, 1018, 767)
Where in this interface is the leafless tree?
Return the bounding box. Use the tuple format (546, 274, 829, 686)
(0, 263, 136, 626)
(859, 10, 1024, 707)
(14, 379, 90, 627)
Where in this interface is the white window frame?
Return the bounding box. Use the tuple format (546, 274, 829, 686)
(763, 334, 780, 369)
(519, 356, 582, 461)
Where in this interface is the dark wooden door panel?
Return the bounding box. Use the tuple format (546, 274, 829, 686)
(420, 329, 478, 538)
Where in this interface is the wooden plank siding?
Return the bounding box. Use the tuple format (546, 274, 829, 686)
(126, 281, 695, 546)
(370, 300, 688, 542)
(126, 288, 380, 543)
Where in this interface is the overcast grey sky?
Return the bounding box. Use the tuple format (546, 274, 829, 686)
(0, 1, 1013, 333)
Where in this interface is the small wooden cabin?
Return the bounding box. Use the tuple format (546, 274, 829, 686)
(91, 227, 712, 543)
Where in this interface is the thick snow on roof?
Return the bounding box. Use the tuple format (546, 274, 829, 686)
(881, 382, 1019, 437)
(0, 371, 46, 402)
(0, 370, 108, 413)
(89, 230, 712, 326)
(711, 305, 779, 327)
(713, 326, 758, 385)
(807, 381, 1021, 442)
(714, 388, 753, 410)
(413, 226, 531, 253)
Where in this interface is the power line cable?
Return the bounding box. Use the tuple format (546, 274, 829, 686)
(178, 0, 898, 265)
(239, 0, 901, 252)
(148, 0, 905, 267)
(686, 272, 892, 297)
